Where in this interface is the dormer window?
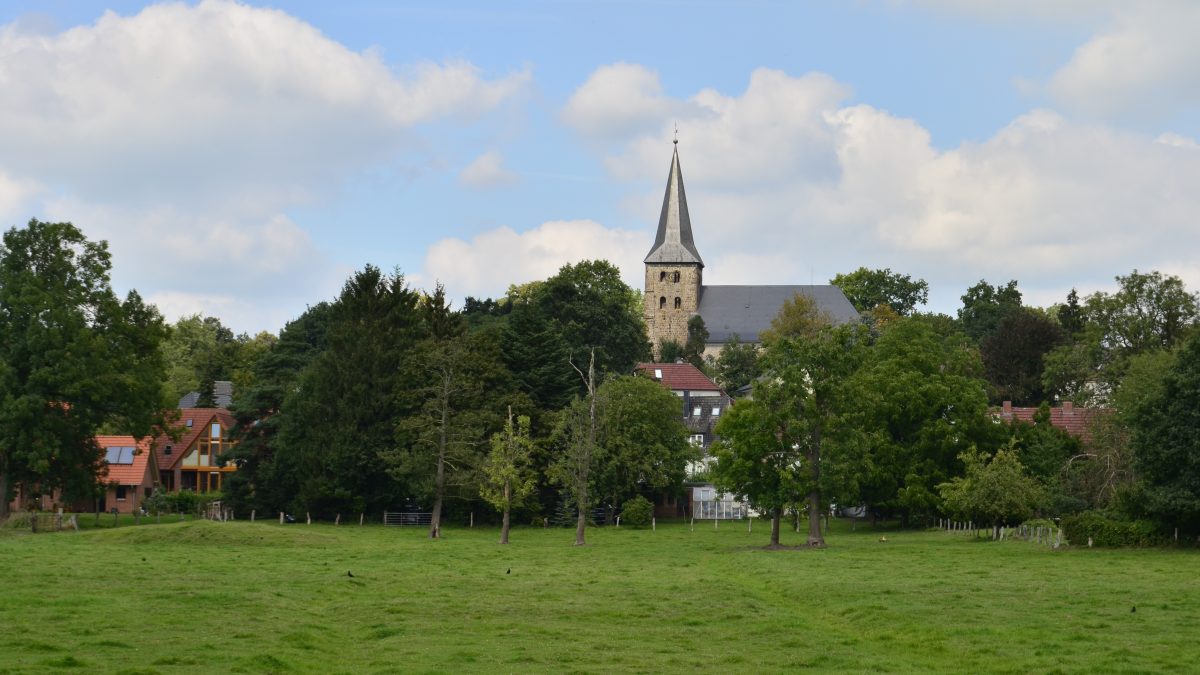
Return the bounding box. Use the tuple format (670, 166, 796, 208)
(672, 271, 680, 283)
(659, 296, 666, 309)
(674, 297, 682, 309)
(654, 369, 663, 379)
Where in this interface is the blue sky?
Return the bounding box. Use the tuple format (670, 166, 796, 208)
(2, 1, 1198, 333)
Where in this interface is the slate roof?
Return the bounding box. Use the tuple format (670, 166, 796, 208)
(996, 401, 1107, 442)
(177, 380, 233, 409)
(644, 145, 704, 266)
(636, 362, 723, 393)
(697, 285, 860, 343)
(97, 435, 154, 486)
(153, 408, 236, 472)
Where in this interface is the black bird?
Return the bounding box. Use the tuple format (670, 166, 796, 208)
(1131, 606, 1136, 613)
(506, 568, 511, 575)
(347, 570, 354, 578)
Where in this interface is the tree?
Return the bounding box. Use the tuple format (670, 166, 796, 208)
(683, 315, 709, 368)
(851, 315, 1001, 524)
(276, 266, 425, 518)
(0, 220, 170, 518)
(1127, 334, 1200, 533)
(938, 446, 1044, 527)
(1057, 288, 1085, 337)
(958, 279, 1022, 343)
(980, 308, 1066, 405)
(1083, 270, 1198, 354)
(657, 339, 684, 364)
(481, 409, 536, 544)
(713, 334, 760, 396)
(549, 349, 599, 546)
(714, 324, 867, 547)
(758, 292, 831, 346)
(225, 303, 333, 515)
(592, 375, 692, 520)
(831, 267, 929, 315)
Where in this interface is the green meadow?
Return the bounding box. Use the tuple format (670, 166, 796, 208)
(1, 518, 1198, 674)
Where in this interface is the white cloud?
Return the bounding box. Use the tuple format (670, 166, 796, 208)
(459, 150, 518, 188)
(565, 64, 1200, 314)
(561, 63, 696, 140)
(1046, 2, 1200, 120)
(422, 220, 647, 300)
(0, 0, 527, 333)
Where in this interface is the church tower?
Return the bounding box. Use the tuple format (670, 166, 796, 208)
(644, 142, 703, 355)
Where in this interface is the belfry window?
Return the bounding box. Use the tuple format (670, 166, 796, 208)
(672, 271, 681, 283)
(674, 297, 682, 309)
(659, 271, 666, 281)
(659, 296, 667, 309)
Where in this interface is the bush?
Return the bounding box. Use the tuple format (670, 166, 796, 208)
(1061, 511, 1166, 547)
(621, 495, 653, 527)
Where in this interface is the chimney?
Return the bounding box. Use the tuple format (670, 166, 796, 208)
(1001, 401, 1012, 416)
(1062, 400, 1074, 415)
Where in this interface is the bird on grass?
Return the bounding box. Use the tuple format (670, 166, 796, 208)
(347, 570, 354, 578)
(1131, 606, 1136, 613)
(506, 568, 511, 575)
(879, 536, 888, 543)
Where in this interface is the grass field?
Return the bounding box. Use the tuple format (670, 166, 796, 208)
(1, 517, 1198, 674)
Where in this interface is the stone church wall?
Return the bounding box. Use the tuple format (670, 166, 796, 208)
(644, 263, 702, 353)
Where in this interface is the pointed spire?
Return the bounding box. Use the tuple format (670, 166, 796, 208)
(644, 144, 703, 266)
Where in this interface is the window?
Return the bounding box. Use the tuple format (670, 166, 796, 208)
(712, 406, 721, 416)
(659, 271, 666, 281)
(692, 406, 702, 416)
(211, 423, 221, 438)
(164, 445, 172, 456)
(185, 419, 193, 428)
(674, 297, 682, 309)
(116, 486, 127, 501)
(690, 434, 705, 447)
(659, 296, 666, 309)
(653, 368, 662, 379)
(672, 271, 680, 283)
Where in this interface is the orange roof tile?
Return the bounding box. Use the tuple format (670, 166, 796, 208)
(995, 401, 1109, 443)
(97, 435, 153, 486)
(636, 362, 725, 394)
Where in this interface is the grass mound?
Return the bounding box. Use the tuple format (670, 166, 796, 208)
(95, 519, 335, 546)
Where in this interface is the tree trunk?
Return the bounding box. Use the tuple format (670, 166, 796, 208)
(500, 482, 511, 545)
(429, 374, 450, 540)
(573, 350, 596, 547)
(770, 509, 781, 546)
(0, 468, 9, 521)
(806, 429, 824, 547)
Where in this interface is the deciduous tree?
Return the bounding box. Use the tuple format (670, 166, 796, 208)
(831, 267, 929, 315)
(481, 408, 536, 544)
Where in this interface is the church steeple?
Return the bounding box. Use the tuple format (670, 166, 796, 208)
(644, 143, 704, 266)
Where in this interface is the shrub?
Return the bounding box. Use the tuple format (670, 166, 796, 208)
(621, 495, 653, 527)
(1061, 511, 1166, 547)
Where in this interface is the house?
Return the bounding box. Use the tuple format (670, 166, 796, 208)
(996, 400, 1104, 442)
(97, 435, 157, 514)
(642, 142, 860, 356)
(636, 361, 742, 518)
(153, 408, 238, 493)
(635, 361, 733, 472)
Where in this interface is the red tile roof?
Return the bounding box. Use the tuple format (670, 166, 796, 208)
(153, 408, 236, 471)
(996, 401, 1108, 442)
(636, 362, 724, 393)
(97, 435, 154, 486)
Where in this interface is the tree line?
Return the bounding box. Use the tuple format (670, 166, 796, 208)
(3, 221, 1200, 545)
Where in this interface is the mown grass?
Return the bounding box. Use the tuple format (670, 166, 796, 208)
(1, 517, 1198, 673)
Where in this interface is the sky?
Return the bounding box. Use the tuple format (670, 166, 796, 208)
(2, 0, 1199, 334)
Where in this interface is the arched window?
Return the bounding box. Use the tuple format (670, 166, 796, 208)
(659, 296, 667, 309)
(659, 271, 666, 282)
(672, 271, 681, 283)
(674, 297, 682, 309)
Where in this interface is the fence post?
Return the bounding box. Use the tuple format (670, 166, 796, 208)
(335, 514, 341, 526)
(690, 517, 694, 532)
(616, 516, 620, 528)
(748, 517, 752, 533)
(279, 512, 284, 525)
(306, 512, 311, 525)
(470, 512, 474, 528)
(360, 513, 364, 526)
(251, 510, 256, 522)
(652, 517, 656, 532)
(31, 514, 38, 533)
